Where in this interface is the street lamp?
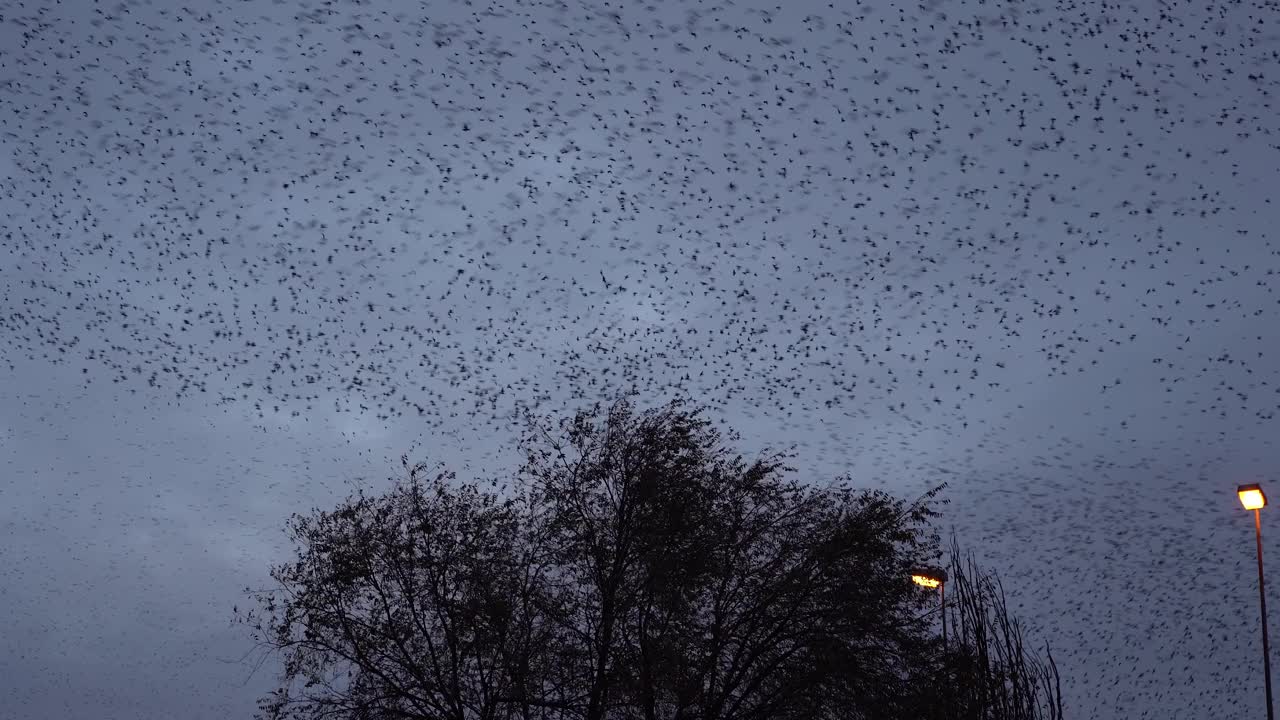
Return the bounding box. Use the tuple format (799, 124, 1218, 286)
(1240, 482, 1275, 720)
(913, 567, 948, 647)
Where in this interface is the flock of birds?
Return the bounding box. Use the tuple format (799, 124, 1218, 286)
(2, 0, 1279, 718)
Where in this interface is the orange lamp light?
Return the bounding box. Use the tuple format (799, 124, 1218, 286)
(1240, 484, 1268, 511)
(911, 568, 947, 588)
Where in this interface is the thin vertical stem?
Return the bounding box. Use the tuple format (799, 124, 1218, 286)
(941, 582, 947, 650)
(1258, 508, 1275, 720)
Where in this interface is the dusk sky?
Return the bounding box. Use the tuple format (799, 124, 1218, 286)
(2, 0, 1278, 717)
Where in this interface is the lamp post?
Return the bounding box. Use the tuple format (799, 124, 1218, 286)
(912, 567, 949, 648)
(1240, 482, 1275, 720)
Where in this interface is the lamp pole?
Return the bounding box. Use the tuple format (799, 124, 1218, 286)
(1257, 506, 1275, 720)
(1241, 483, 1275, 720)
(940, 580, 947, 650)
(912, 568, 948, 650)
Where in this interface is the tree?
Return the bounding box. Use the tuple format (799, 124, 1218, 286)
(916, 537, 1065, 720)
(237, 398, 1059, 720)
(515, 398, 944, 720)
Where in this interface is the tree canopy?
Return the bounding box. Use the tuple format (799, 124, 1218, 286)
(237, 398, 1061, 720)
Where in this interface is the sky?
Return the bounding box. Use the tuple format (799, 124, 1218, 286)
(1, 0, 1279, 717)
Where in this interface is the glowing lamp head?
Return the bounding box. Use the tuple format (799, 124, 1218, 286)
(1239, 483, 1268, 511)
(911, 568, 947, 589)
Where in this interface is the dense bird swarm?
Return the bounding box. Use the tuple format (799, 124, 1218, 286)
(1, 0, 1277, 718)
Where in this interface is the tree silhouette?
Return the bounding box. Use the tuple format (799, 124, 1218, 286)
(923, 537, 1065, 720)
(237, 398, 1060, 720)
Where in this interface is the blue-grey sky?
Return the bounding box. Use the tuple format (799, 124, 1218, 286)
(2, 0, 1278, 717)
